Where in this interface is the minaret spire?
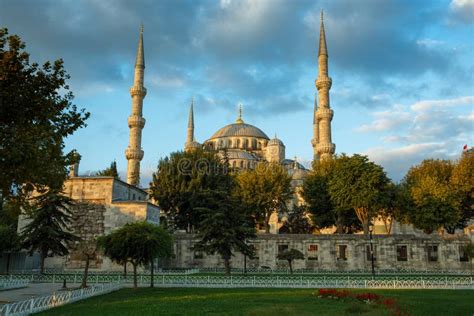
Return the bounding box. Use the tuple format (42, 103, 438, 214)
(312, 10, 335, 162)
(125, 25, 147, 186)
(236, 104, 244, 124)
(184, 98, 201, 152)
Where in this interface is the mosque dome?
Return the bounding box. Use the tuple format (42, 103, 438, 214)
(209, 122, 269, 140)
(267, 137, 284, 146)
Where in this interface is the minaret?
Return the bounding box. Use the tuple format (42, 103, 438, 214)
(314, 11, 335, 161)
(184, 99, 197, 152)
(125, 25, 147, 186)
(311, 93, 319, 161)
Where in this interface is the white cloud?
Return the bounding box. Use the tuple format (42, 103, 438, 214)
(416, 39, 444, 47)
(450, 0, 474, 23)
(411, 96, 474, 111)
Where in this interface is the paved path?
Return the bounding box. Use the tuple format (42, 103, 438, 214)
(0, 283, 81, 304)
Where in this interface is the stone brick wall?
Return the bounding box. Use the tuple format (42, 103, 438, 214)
(169, 233, 472, 272)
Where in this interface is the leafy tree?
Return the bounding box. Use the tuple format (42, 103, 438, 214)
(450, 151, 474, 229)
(402, 159, 460, 234)
(77, 238, 99, 288)
(277, 249, 304, 274)
(95, 161, 119, 179)
(279, 206, 314, 234)
(21, 190, 78, 273)
(150, 149, 231, 232)
(194, 189, 256, 275)
(236, 162, 292, 233)
(0, 224, 19, 274)
(377, 183, 408, 235)
(99, 222, 173, 288)
(0, 28, 89, 213)
(328, 154, 391, 235)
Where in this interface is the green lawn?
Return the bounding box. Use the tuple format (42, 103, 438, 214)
(38, 288, 474, 316)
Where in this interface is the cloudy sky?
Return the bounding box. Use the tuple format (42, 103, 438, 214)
(1, 0, 473, 186)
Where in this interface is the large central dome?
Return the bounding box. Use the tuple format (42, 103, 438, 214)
(210, 122, 269, 140)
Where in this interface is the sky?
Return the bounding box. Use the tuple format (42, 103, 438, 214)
(1, 0, 473, 186)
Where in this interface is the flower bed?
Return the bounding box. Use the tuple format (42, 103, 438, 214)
(316, 289, 410, 315)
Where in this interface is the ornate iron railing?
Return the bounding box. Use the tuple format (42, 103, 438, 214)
(0, 280, 29, 291)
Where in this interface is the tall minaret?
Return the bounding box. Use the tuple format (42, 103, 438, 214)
(184, 99, 196, 152)
(125, 25, 147, 186)
(313, 11, 335, 161)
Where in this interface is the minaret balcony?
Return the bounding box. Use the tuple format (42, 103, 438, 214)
(128, 115, 146, 128)
(316, 108, 334, 121)
(125, 148, 144, 160)
(316, 143, 336, 155)
(129, 86, 147, 97)
(316, 77, 332, 90)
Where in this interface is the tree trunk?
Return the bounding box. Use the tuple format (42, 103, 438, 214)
(123, 262, 127, 277)
(6, 253, 11, 274)
(265, 213, 271, 233)
(133, 263, 138, 288)
(40, 251, 46, 274)
(223, 257, 231, 276)
(355, 207, 369, 235)
(336, 214, 344, 234)
(288, 259, 293, 274)
(81, 255, 90, 288)
(244, 255, 247, 274)
(150, 259, 154, 288)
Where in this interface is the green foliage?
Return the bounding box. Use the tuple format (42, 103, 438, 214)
(279, 206, 314, 234)
(328, 154, 391, 234)
(21, 190, 79, 273)
(402, 159, 461, 234)
(0, 224, 19, 253)
(236, 162, 293, 233)
(194, 188, 256, 275)
(450, 152, 474, 229)
(99, 222, 173, 287)
(0, 28, 89, 209)
(276, 249, 304, 274)
(149, 149, 231, 232)
(95, 161, 119, 179)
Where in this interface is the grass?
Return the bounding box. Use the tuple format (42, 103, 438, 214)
(37, 288, 474, 316)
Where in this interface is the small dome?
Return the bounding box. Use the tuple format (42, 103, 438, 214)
(267, 137, 284, 146)
(209, 123, 269, 140)
(185, 141, 201, 149)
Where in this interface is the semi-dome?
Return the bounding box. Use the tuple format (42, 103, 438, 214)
(267, 137, 284, 146)
(209, 122, 269, 140)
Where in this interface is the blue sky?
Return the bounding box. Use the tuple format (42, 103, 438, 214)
(1, 0, 473, 186)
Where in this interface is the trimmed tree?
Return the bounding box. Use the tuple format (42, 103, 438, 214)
(21, 190, 78, 274)
(277, 249, 304, 274)
(236, 162, 292, 233)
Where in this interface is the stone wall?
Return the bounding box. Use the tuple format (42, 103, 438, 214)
(169, 233, 473, 272)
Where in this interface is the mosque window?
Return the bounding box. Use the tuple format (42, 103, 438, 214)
(232, 161, 236, 168)
(427, 245, 438, 262)
(307, 244, 318, 260)
(247, 161, 251, 169)
(236, 139, 240, 147)
(460, 246, 469, 262)
(277, 244, 289, 256)
(228, 139, 232, 147)
(396, 245, 408, 261)
(240, 161, 244, 168)
(337, 245, 347, 261)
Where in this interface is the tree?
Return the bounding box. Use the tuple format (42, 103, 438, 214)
(99, 222, 173, 288)
(0, 28, 89, 213)
(95, 161, 119, 179)
(236, 162, 292, 233)
(377, 183, 407, 235)
(0, 224, 19, 274)
(279, 206, 314, 234)
(277, 249, 304, 274)
(150, 149, 231, 232)
(77, 238, 99, 288)
(328, 154, 391, 235)
(194, 189, 256, 275)
(21, 190, 78, 273)
(402, 159, 460, 234)
(450, 151, 474, 229)
(302, 159, 362, 234)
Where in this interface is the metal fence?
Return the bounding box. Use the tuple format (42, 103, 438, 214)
(0, 280, 29, 291)
(0, 282, 123, 316)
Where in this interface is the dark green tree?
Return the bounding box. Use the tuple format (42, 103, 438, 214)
(277, 249, 304, 274)
(150, 149, 231, 232)
(0, 28, 89, 213)
(236, 162, 293, 233)
(402, 159, 460, 234)
(99, 222, 173, 288)
(21, 190, 79, 273)
(302, 159, 362, 234)
(328, 154, 391, 235)
(194, 189, 256, 275)
(0, 224, 20, 274)
(95, 161, 119, 179)
(279, 206, 314, 234)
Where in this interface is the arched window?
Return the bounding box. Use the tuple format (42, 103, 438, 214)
(236, 139, 241, 148)
(240, 160, 244, 168)
(232, 161, 236, 168)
